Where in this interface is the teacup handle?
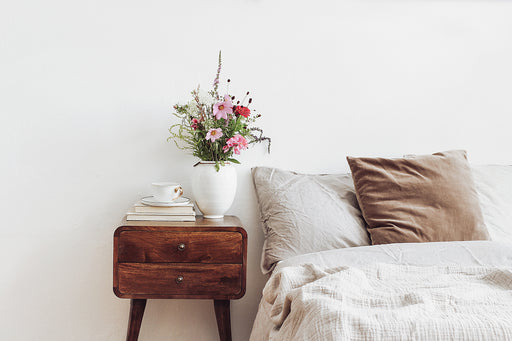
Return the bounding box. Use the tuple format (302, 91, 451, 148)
(174, 186, 183, 200)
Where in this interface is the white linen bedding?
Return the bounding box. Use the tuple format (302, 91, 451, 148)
(249, 241, 512, 341)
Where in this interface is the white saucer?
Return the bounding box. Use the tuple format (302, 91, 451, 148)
(141, 196, 191, 206)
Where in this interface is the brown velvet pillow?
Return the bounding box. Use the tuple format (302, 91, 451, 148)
(347, 150, 489, 245)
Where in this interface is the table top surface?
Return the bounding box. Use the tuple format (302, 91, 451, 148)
(119, 215, 242, 228)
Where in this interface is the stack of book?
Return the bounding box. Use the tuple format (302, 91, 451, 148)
(126, 200, 196, 221)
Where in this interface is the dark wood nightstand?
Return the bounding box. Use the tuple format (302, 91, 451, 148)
(113, 216, 247, 341)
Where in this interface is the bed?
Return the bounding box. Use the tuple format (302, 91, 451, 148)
(249, 151, 512, 341)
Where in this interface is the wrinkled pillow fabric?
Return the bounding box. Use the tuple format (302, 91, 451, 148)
(472, 164, 512, 244)
(252, 167, 370, 274)
(347, 150, 489, 245)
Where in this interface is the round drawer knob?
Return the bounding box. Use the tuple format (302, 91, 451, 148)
(176, 275, 184, 284)
(177, 243, 186, 251)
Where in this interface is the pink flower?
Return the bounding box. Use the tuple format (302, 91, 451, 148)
(223, 134, 248, 155)
(205, 128, 223, 142)
(213, 95, 233, 120)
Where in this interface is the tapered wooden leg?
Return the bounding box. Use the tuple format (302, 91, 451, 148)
(214, 300, 232, 341)
(126, 299, 146, 341)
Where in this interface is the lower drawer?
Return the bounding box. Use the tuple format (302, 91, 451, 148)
(117, 263, 242, 298)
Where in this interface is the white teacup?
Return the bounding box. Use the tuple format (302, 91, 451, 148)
(151, 182, 183, 202)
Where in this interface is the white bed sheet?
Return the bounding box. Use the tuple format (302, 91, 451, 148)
(249, 241, 512, 341)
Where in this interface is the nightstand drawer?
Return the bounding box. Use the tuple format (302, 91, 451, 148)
(117, 263, 243, 296)
(118, 231, 243, 263)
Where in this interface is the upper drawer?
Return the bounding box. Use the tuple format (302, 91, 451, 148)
(117, 231, 243, 263)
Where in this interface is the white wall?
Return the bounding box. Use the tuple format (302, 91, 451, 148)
(2, 0, 512, 340)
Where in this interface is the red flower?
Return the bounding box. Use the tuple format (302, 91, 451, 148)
(191, 118, 199, 130)
(234, 106, 251, 118)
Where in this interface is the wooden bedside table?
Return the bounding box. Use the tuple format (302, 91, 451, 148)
(113, 216, 247, 341)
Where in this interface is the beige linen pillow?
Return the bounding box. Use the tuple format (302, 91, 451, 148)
(346, 150, 489, 245)
(252, 167, 370, 274)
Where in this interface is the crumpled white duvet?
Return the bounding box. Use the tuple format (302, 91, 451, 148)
(264, 263, 512, 340)
(249, 241, 512, 341)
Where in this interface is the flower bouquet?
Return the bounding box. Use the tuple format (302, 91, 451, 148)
(168, 52, 270, 171)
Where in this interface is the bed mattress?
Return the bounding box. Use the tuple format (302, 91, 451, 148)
(249, 241, 512, 341)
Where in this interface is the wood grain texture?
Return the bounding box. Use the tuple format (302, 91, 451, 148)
(214, 300, 232, 341)
(118, 231, 242, 263)
(126, 299, 146, 341)
(113, 216, 247, 300)
(118, 263, 242, 298)
(112, 215, 248, 339)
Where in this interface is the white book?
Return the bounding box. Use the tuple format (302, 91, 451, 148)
(126, 214, 196, 222)
(127, 208, 195, 216)
(133, 201, 195, 214)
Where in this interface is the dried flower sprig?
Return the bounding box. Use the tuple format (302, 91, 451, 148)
(249, 127, 271, 153)
(211, 51, 222, 101)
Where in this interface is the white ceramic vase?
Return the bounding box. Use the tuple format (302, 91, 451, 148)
(192, 162, 237, 219)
